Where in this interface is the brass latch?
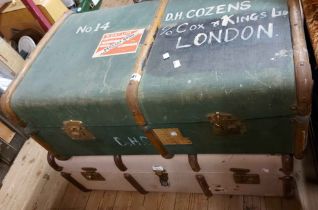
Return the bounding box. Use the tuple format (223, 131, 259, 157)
(230, 168, 260, 184)
(152, 165, 169, 187)
(208, 112, 246, 135)
(81, 167, 105, 181)
(63, 120, 95, 140)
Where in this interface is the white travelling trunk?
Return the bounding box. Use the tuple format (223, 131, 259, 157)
(53, 154, 294, 197)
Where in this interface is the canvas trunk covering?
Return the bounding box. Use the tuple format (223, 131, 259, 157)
(2, 0, 311, 158)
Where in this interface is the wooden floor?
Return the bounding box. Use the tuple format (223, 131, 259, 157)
(56, 184, 301, 210)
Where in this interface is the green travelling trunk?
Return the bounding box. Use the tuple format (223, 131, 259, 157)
(1, 0, 312, 159)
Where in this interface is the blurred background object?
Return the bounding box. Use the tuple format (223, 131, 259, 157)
(302, 0, 318, 180)
(62, 0, 102, 12)
(0, 0, 67, 58)
(0, 0, 101, 58)
(0, 37, 23, 96)
(0, 36, 28, 185)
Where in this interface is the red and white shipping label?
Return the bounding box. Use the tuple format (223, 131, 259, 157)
(92, 28, 145, 58)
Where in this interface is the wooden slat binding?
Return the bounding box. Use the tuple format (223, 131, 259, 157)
(280, 154, 294, 175)
(289, 0, 313, 116)
(113, 155, 127, 171)
(61, 172, 91, 192)
(195, 174, 213, 198)
(144, 128, 174, 159)
(288, 0, 313, 159)
(124, 173, 148, 195)
(47, 152, 63, 171)
(188, 154, 200, 172)
(125, 0, 173, 159)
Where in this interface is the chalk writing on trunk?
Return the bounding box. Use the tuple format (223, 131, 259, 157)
(113, 136, 151, 147)
(159, 2, 288, 50)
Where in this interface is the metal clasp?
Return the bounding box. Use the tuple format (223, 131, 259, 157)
(152, 165, 169, 187)
(63, 120, 95, 140)
(208, 112, 246, 135)
(230, 168, 260, 184)
(81, 167, 105, 181)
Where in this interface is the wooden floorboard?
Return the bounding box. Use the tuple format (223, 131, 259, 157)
(59, 184, 81, 209)
(158, 192, 176, 210)
(127, 191, 145, 210)
(264, 197, 282, 210)
(0, 139, 68, 210)
(188, 193, 209, 210)
(282, 198, 302, 210)
(98, 191, 118, 210)
(243, 196, 267, 210)
(113, 191, 132, 210)
(56, 185, 303, 210)
(228, 196, 244, 210)
(143, 192, 163, 210)
(174, 193, 190, 210)
(208, 195, 231, 210)
(85, 191, 105, 210)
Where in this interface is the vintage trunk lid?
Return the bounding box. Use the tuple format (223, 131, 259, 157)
(10, 1, 160, 128)
(140, 0, 296, 124)
(6, 0, 300, 157)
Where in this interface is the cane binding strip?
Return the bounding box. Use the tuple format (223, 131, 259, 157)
(288, 0, 313, 159)
(125, 0, 173, 159)
(188, 154, 201, 172)
(47, 152, 63, 171)
(114, 155, 127, 171)
(124, 173, 148, 194)
(61, 172, 91, 192)
(195, 174, 213, 197)
(280, 154, 294, 175)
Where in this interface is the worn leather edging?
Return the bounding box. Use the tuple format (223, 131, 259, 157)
(188, 154, 201, 172)
(47, 152, 63, 171)
(280, 154, 294, 175)
(0, 11, 73, 127)
(124, 173, 149, 194)
(195, 174, 213, 198)
(289, 0, 313, 159)
(114, 155, 128, 171)
(125, 0, 173, 159)
(61, 172, 91, 192)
